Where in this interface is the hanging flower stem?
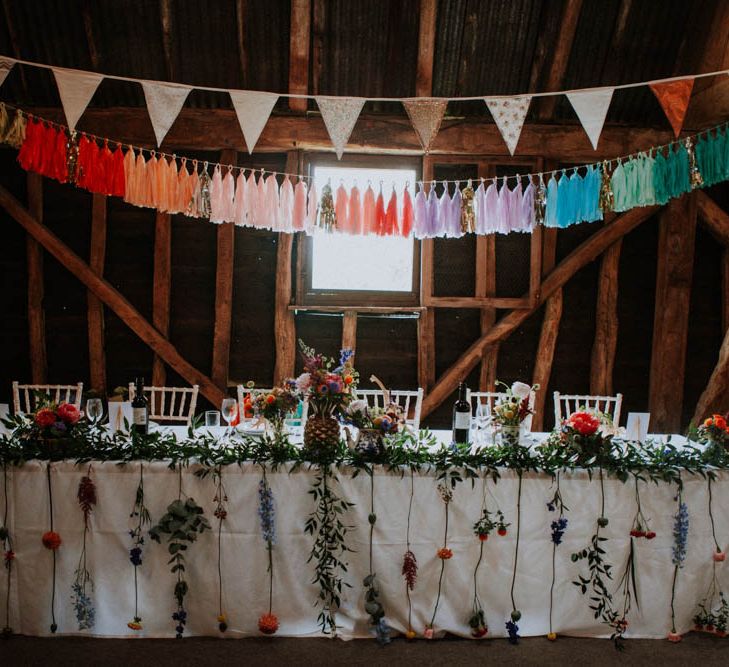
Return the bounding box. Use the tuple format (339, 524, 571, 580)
(128, 462, 150, 631)
(401, 468, 417, 637)
(428, 482, 452, 633)
(669, 478, 688, 637)
(510, 471, 523, 615)
(47, 463, 57, 634)
(708, 477, 721, 554)
(363, 468, 389, 644)
(547, 471, 569, 638)
(257, 465, 278, 635)
(213, 464, 228, 632)
(72, 465, 97, 630)
(2, 463, 13, 636)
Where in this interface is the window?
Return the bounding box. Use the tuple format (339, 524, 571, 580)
(299, 156, 421, 306)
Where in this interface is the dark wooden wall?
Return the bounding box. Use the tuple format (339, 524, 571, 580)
(0, 147, 725, 430)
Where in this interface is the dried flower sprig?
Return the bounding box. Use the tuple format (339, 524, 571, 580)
(71, 467, 97, 630)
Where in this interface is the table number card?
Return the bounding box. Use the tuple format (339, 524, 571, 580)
(626, 412, 650, 441)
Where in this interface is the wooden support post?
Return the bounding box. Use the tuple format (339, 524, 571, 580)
(531, 227, 560, 431)
(692, 325, 729, 424)
(723, 250, 729, 334)
(697, 191, 729, 247)
(211, 151, 237, 391)
(416, 0, 437, 97)
(88, 194, 107, 393)
(649, 196, 697, 432)
(342, 310, 357, 356)
(26, 173, 47, 383)
(288, 0, 311, 112)
(0, 184, 225, 406)
(476, 235, 497, 391)
(152, 212, 171, 387)
(418, 237, 435, 391)
(590, 237, 622, 396)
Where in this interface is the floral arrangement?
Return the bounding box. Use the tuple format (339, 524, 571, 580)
(71, 469, 97, 630)
(547, 410, 613, 466)
(490, 381, 536, 428)
(127, 463, 151, 632)
(696, 414, 729, 456)
(249, 385, 300, 439)
(295, 340, 358, 418)
(344, 399, 404, 434)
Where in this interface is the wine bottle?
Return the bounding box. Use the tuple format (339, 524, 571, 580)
(131, 376, 148, 435)
(452, 382, 471, 444)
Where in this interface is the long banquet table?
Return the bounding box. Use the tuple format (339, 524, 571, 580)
(0, 429, 725, 641)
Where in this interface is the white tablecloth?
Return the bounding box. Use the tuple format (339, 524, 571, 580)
(1, 447, 724, 640)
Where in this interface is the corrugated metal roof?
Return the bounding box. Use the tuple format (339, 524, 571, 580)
(0, 0, 719, 124)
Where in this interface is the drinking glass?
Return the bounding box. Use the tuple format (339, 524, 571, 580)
(86, 398, 103, 425)
(475, 401, 492, 446)
(221, 398, 238, 442)
(205, 411, 220, 427)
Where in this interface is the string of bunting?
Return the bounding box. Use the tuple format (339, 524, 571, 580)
(0, 55, 728, 154)
(0, 101, 727, 238)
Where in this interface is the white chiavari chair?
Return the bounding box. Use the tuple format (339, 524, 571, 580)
(12, 381, 83, 415)
(128, 384, 199, 426)
(553, 392, 623, 428)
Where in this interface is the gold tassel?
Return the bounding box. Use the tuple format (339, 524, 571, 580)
(66, 130, 79, 184)
(318, 182, 336, 230)
(198, 166, 212, 218)
(4, 108, 26, 148)
(685, 137, 703, 189)
(0, 103, 8, 143)
(460, 181, 475, 233)
(598, 161, 613, 213)
(533, 174, 546, 225)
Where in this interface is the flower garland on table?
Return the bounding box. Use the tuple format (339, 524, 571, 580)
(1, 464, 14, 637)
(668, 479, 689, 643)
(42, 463, 61, 633)
(401, 468, 418, 640)
(149, 464, 211, 638)
(127, 463, 151, 632)
(71, 467, 97, 630)
(304, 463, 354, 635)
(257, 469, 279, 635)
(425, 481, 455, 639)
(362, 468, 390, 645)
(546, 473, 569, 641)
(212, 465, 229, 633)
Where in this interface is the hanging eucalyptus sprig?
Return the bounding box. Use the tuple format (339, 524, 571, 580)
(304, 463, 354, 636)
(149, 463, 211, 638)
(1, 463, 14, 637)
(546, 472, 569, 640)
(71, 466, 97, 630)
(212, 465, 229, 633)
(363, 469, 390, 645)
(401, 468, 418, 639)
(127, 462, 151, 631)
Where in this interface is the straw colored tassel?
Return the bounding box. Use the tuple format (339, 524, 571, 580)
(318, 182, 336, 230)
(460, 181, 475, 233)
(4, 108, 26, 149)
(0, 103, 8, 142)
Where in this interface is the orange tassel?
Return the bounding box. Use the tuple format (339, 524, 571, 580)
(374, 189, 386, 235)
(335, 184, 349, 233)
(385, 190, 398, 236)
(348, 185, 362, 235)
(401, 188, 413, 237)
(363, 185, 375, 235)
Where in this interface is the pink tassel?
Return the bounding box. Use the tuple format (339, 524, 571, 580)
(155, 156, 170, 211)
(279, 176, 294, 232)
(265, 174, 280, 230)
(255, 173, 267, 228)
(306, 183, 318, 232)
(348, 185, 362, 235)
(293, 179, 307, 230)
(221, 168, 236, 222)
(334, 184, 349, 233)
(385, 189, 398, 236)
(401, 187, 413, 237)
(374, 189, 386, 235)
(234, 171, 247, 226)
(363, 185, 376, 235)
(209, 165, 225, 222)
(246, 172, 258, 227)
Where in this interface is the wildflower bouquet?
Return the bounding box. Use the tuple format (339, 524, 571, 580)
(490, 381, 536, 428)
(249, 384, 301, 437)
(696, 414, 729, 457)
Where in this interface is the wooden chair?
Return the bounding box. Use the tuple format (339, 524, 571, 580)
(12, 381, 83, 415)
(469, 389, 536, 432)
(553, 392, 623, 428)
(354, 388, 424, 431)
(236, 385, 308, 429)
(128, 384, 199, 425)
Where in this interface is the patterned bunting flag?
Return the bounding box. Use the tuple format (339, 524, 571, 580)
(650, 78, 694, 138)
(316, 97, 366, 159)
(485, 96, 531, 155)
(566, 87, 614, 150)
(141, 81, 191, 147)
(52, 68, 104, 131)
(0, 56, 15, 88)
(230, 91, 278, 154)
(402, 98, 447, 153)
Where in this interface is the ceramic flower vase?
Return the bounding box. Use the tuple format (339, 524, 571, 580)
(354, 428, 386, 458)
(500, 424, 520, 448)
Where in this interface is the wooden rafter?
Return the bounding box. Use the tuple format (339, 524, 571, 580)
(81, 0, 100, 70)
(421, 205, 659, 418)
(24, 107, 682, 158)
(697, 191, 729, 247)
(88, 194, 107, 393)
(0, 184, 225, 407)
(692, 325, 729, 424)
(151, 212, 171, 386)
(1, 0, 28, 94)
(341, 311, 357, 357)
(26, 173, 46, 384)
(416, 0, 437, 97)
(159, 0, 175, 81)
(288, 0, 311, 112)
(649, 195, 697, 432)
(235, 0, 249, 88)
(476, 234, 497, 391)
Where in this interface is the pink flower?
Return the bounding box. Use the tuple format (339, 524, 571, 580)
(34, 409, 56, 428)
(713, 550, 726, 562)
(57, 402, 80, 425)
(423, 627, 434, 640)
(667, 631, 682, 643)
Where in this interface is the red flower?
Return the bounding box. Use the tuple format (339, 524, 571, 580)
(57, 402, 80, 425)
(497, 528, 507, 537)
(436, 547, 453, 560)
(478, 533, 488, 542)
(3, 550, 14, 564)
(645, 531, 656, 540)
(258, 612, 279, 635)
(41, 531, 62, 550)
(567, 412, 600, 436)
(265, 394, 276, 405)
(713, 550, 726, 562)
(34, 409, 56, 428)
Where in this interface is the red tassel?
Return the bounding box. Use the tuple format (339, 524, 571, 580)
(76, 135, 95, 190)
(17, 117, 41, 172)
(89, 139, 105, 192)
(385, 190, 398, 236)
(51, 126, 68, 183)
(375, 190, 386, 235)
(401, 188, 413, 237)
(36, 123, 54, 177)
(109, 145, 126, 198)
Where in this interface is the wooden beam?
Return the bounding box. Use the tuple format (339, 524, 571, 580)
(290, 305, 424, 314)
(310, 0, 325, 98)
(697, 191, 729, 247)
(81, 0, 100, 70)
(235, 0, 249, 88)
(151, 212, 171, 387)
(26, 173, 46, 384)
(0, 184, 225, 407)
(416, 0, 437, 97)
(425, 296, 529, 309)
(475, 234, 497, 391)
(87, 194, 107, 393)
(723, 250, 729, 335)
(341, 310, 357, 355)
(649, 195, 697, 432)
(1, 0, 28, 94)
(529, 223, 544, 304)
(422, 205, 658, 418)
(536, 0, 583, 120)
(288, 0, 311, 112)
(418, 236, 435, 391)
(159, 0, 175, 81)
(26, 107, 683, 157)
(692, 325, 729, 425)
(590, 238, 622, 396)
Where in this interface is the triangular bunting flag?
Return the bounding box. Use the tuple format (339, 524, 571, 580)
(0, 56, 15, 88)
(650, 78, 694, 138)
(52, 68, 103, 131)
(485, 96, 531, 155)
(316, 97, 365, 159)
(403, 98, 447, 153)
(230, 90, 278, 154)
(141, 81, 191, 146)
(566, 87, 614, 150)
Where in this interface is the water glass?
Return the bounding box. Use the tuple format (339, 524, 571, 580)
(221, 398, 238, 441)
(86, 398, 103, 424)
(205, 411, 220, 427)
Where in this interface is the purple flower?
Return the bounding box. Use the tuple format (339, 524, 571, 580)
(551, 517, 568, 545)
(129, 547, 142, 566)
(506, 620, 519, 644)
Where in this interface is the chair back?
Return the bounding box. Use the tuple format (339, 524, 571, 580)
(236, 385, 308, 429)
(128, 384, 199, 425)
(553, 392, 623, 429)
(12, 381, 83, 415)
(354, 388, 424, 431)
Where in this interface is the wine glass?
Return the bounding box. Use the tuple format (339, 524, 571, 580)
(86, 398, 103, 425)
(221, 398, 238, 442)
(475, 401, 492, 446)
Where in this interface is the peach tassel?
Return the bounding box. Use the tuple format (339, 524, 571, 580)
(348, 185, 362, 235)
(209, 165, 225, 222)
(363, 185, 375, 235)
(221, 168, 236, 222)
(374, 188, 386, 235)
(292, 179, 307, 231)
(334, 184, 349, 233)
(265, 174, 280, 230)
